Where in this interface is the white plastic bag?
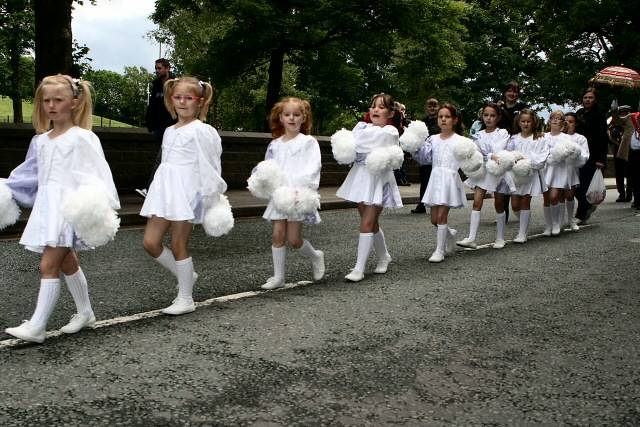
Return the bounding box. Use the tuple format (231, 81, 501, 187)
(586, 169, 606, 205)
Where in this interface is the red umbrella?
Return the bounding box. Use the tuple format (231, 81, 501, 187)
(589, 66, 640, 90)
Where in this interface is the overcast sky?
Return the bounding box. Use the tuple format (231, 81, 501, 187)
(72, 0, 162, 73)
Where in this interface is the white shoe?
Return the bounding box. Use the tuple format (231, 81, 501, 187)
(445, 229, 457, 255)
(311, 251, 325, 281)
(135, 188, 147, 198)
(428, 251, 444, 263)
(542, 227, 552, 236)
(551, 224, 561, 236)
(260, 278, 285, 290)
(345, 270, 365, 282)
(513, 234, 527, 244)
(374, 255, 392, 274)
(456, 238, 477, 249)
(5, 321, 46, 343)
(60, 312, 96, 334)
(569, 221, 580, 231)
(492, 239, 506, 249)
(161, 297, 195, 315)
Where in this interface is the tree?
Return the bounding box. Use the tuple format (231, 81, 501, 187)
(0, 0, 34, 123)
(34, 0, 73, 83)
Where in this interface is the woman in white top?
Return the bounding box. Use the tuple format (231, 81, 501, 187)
(141, 77, 228, 316)
(457, 103, 514, 249)
(506, 109, 549, 242)
(336, 93, 403, 282)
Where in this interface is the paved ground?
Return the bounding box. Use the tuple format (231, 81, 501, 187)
(0, 191, 639, 426)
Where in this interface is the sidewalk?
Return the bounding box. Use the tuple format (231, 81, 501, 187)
(0, 178, 619, 235)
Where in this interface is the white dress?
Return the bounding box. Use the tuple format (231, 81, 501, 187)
(140, 120, 227, 223)
(335, 122, 403, 208)
(543, 132, 576, 189)
(413, 134, 467, 208)
(4, 127, 120, 253)
(261, 133, 322, 224)
(506, 133, 549, 196)
(566, 132, 590, 187)
(464, 128, 515, 193)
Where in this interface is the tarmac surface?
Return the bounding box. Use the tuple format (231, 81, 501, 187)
(0, 185, 639, 426)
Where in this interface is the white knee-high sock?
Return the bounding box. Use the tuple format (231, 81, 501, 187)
(543, 206, 552, 230)
(373, 229, 390, 261)
(272, 246, 286, 281)
(496, 212, 506, 241)
(566, 200, 575, 220)
(551, 204, 561, 227)
(518, 210, 531, 237)
(436, 225, 448, 254)
(354, 232, 374, 273)
(154, 246, 177, 277)
(29, 279, 61, 329)
(468, 210, 481, 241)
(298, 239, 319, 260)
(175, 257, 195, 300)
(558, 202, 566, 226)
(64, 267, 93, 316)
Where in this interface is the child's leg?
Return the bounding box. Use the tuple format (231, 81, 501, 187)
(565, 188, 579, 230)
(429, 208, 449, 263)
(458, 188, 485, 247)
(59, 251, 96, 334)
(432, 205, 455, 257)
(162, 221, 196, 315)
(542, 191, 552, 235)
(346, 204, 380, 281)
(288, 221, 325, 281)
(372, 227, 392, 274)
(143, 216, 172, 259)
(262, 220, 287, 289)
(493, 193, 506, 248)
(514, 196, 532, 243)
(550, 188, 563, 235)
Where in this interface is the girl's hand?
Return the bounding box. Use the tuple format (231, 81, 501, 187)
(595, 162, 605, 169)
(491, 154, 500, 163)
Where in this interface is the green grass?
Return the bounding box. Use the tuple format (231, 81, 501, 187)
(0, 96, 135, 128)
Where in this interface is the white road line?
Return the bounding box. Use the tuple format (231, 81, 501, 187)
(0, 280, 314, 350)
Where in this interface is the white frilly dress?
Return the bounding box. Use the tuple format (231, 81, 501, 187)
(506, 133, 550, 196)
(3, 126, 120, 253)
(413, 134, 467, 208)
(335, 122, 403, 208)
(464, 128, 516, 194)
(261, 133, 322, 224)
(543, 132, 581, 189)
(566, 132, 590, 187)
(140, 120, 227, 223)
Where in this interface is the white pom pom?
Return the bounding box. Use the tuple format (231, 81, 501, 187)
(465, 165, 486, 180)
(399, 121, 429, 153)
(459, 150, 484, 174)
(512, 158, 533, 184)
(387, 145, 405, 170)
(511, 151, 525, 162)
(272, 186, 298, 216)
(272, 186, 320, 217)
(331, 128, 357, 164)
(366, 146, 395, 176)
(452, 138, 478, 161)
(550, 140, 571, 162)
(295, 186, 321, 215)
(247, 159, 285, 199)
(0, 181, 20, 230)
(62, 186, 120, 247)
(566, 141, 581, 160)
(486, 150, 515, 176)
(203, 194, 234, 237)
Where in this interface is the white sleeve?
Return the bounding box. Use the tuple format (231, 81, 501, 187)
(294, 137, 322, 190)
(196, 124, 227, 200)
(4, 136, 39, 207)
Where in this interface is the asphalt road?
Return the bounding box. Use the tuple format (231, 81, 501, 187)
(0, 194, 639, 426)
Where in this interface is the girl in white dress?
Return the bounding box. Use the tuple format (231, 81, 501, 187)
(543, 110, 577, 235)
(457, 103, 514, 249)
(255, 97, 325, 290)
(507, 109, 549, 243)
(336, 93, 403, 282)
(411, 104, 468, 262)
(2, 75, 120, 343)
(564, 112, 590, 231)
(141, 77, 227, 315)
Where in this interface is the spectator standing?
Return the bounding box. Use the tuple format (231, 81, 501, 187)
(411, 98, 440, 213)
(611, 106, 640, 209)
(608, 105, 633, 202)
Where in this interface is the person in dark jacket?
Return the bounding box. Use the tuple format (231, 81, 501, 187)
(575, 87, 609, 222)
(137, 58, 177, 197)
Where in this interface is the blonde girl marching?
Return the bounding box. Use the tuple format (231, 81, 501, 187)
(457, 102, 515, 250)
(248, 97, 325, 290)
(141, 77, 229, 315)
(563, 112, 590, 231)
(408, 104, 469, 262)
(507, 109, 550, 242)
(1, 75, 119, 343)
(334, 93, 403, 282)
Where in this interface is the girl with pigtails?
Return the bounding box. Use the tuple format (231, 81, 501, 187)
(0, 75, 120, 343)
(506, 109, 550, 243)
(331, 93, 404, 282)
(563, 112, 590, 231)
(247, 97, 324, 290)
(141, 77, 232, 316)
(456, 102, 515, 250)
